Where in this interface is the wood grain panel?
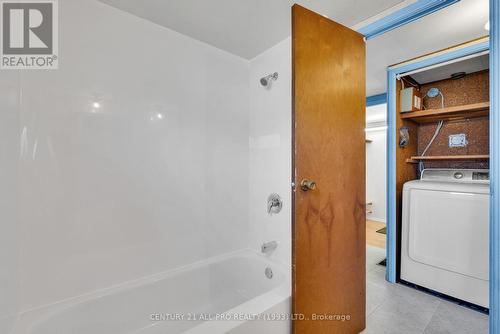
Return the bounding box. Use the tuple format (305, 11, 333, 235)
(292, 5, 365, 333)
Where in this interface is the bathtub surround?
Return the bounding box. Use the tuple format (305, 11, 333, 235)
(0, 72, 21, 333)
(248, 38, 292, 268)
(15, 0, 250, 310)
(0, 0, 291, 331)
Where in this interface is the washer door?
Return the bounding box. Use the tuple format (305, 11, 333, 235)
(408, 188, 489, 281)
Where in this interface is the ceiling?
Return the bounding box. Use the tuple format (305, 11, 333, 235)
(409, 53, 489, 84)
(366, 0, 489, 95)
(99, 0, 489, 97)
(98, 0, 405, 59)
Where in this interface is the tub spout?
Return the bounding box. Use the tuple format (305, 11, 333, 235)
(261, 241, 278, 254)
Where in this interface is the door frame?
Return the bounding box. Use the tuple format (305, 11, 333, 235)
(489, 1, 499, 333)
(362, 0, 500, 332)
(356, 0, 459, 40)
(386, 35, 498, 332)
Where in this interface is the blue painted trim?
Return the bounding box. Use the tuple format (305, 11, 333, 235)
(390, 41, 489, 74)
(386, 72, 397, 283)
(358, 0, 460, 40)
(366, 93, 387, 107)
(385, 40, 489, 285)
(490, 0, 499, 333)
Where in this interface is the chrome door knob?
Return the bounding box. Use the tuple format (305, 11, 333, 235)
(300, 179, 316, 191)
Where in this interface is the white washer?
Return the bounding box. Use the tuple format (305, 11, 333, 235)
(401, 169, 490, 308)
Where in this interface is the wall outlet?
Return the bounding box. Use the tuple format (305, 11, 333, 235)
(449, 134, 468, 147)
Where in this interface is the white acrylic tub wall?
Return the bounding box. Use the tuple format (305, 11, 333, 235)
(9, 251, 289, 334)
(1, 0, 249, 319)
(248, 38, 292, 267)
(0, 72, 21, 333)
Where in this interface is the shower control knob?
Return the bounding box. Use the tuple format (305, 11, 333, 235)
(267, 193, 283, 215)
(300, 179, 316, 191)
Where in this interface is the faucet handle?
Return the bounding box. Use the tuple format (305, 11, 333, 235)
(267, 193, 283, 215)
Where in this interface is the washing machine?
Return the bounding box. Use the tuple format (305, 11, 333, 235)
(401, 169, 490, 308)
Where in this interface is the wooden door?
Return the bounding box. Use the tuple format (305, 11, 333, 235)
(292, 4, 366, 334)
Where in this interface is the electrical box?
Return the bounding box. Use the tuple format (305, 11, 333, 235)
(449, 134, 468, 147)
(400, 87, 422, 113)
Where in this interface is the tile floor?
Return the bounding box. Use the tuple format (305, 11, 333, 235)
(363, 246, 489, 334)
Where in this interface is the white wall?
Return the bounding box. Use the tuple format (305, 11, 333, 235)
(366, 104, 387, 223)
(1, 0, 250, 319)
(248, 38, 292, 267)
(0, 72, 21, 333)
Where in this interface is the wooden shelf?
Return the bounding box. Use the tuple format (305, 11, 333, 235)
(406, 155, 490, 164)
(400, 102, 489, 123)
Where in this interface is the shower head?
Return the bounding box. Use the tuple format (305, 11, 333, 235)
(260, 72, 279, 87)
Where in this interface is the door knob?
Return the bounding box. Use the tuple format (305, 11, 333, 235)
(300, 179, 316, 191)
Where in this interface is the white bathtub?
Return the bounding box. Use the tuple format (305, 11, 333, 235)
(10, 250, 291, 334)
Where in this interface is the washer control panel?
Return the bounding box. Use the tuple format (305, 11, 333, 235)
(421, 169, 489, 183)
(472, 171, 490, 181)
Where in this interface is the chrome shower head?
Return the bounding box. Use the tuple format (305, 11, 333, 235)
(260, 72, 279, 87)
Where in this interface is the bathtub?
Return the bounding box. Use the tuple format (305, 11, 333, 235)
(10, 250, 291, 334)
